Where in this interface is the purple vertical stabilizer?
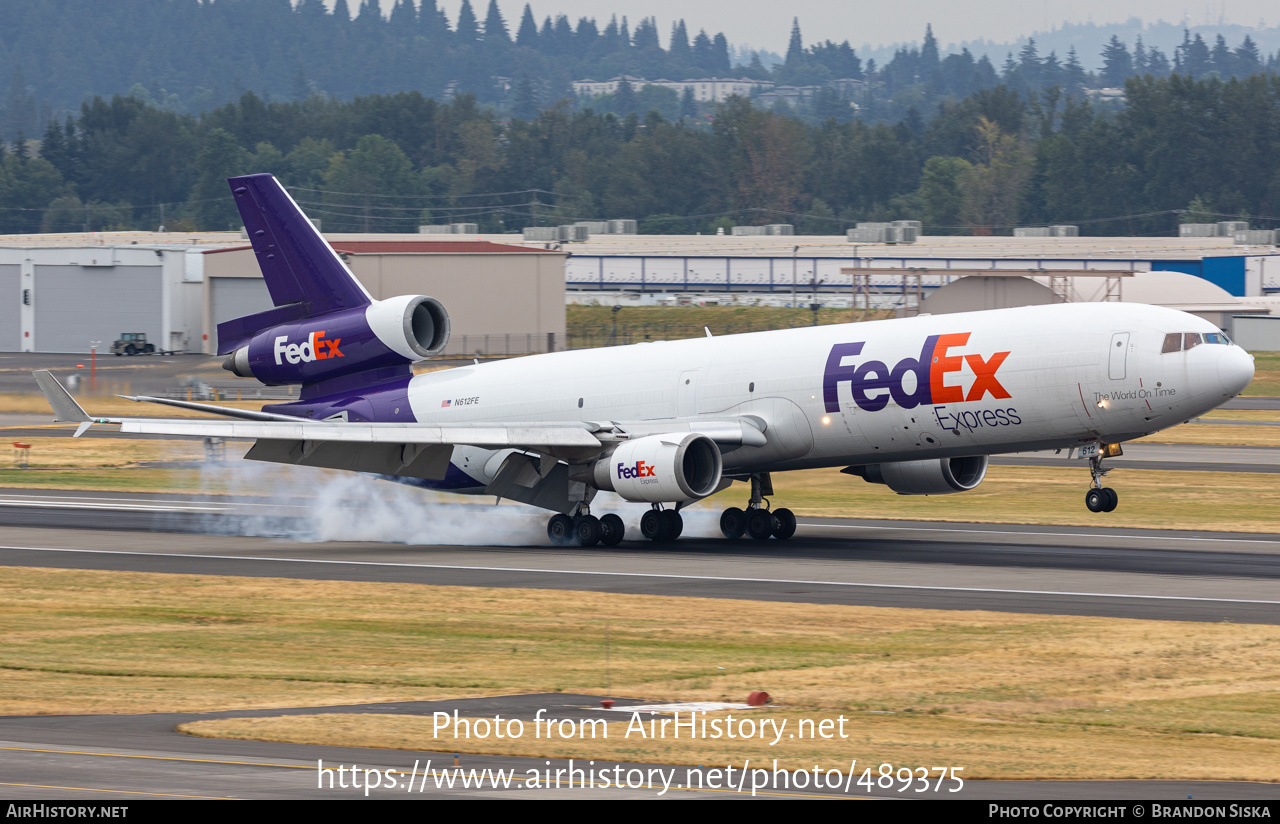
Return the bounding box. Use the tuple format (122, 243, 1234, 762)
(216, 174, 373, 354)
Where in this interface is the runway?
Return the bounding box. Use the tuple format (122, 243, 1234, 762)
(1, 488, 1277, 624)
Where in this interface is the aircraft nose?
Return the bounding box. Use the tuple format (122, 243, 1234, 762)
(1218, 346, 1255, 396)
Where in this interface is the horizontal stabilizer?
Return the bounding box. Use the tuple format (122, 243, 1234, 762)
(32, 370, 90, 423)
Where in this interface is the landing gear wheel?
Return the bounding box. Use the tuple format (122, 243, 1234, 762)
(661, 509, 683, 541)
(746, 508, 773, 540)
(1085, 488, 1106, 513)
(599, 513, 625, 547)
(720, 507, 746, 539)
(574, 514, 602, 547)
(547, 513, 575, 545)
(640, 509, 664, 541)
(1101, 487, 1118, 512)
(771, 508, 797, 540)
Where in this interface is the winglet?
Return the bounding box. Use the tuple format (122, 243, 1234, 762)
(32, 370, 93, 434)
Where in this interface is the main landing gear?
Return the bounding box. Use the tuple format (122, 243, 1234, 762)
(1084, 449, 1119, 513)
(720, 473, 796, 541)
(640, 505, 683, 542)
(547, 509, 625, 547)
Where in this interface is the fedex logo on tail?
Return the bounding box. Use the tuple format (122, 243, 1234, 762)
(823, 333, 1011, 413)
(273, 331, 344, 365)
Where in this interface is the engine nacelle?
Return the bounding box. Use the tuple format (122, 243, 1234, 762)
(849, 455, 988, 495)
(592, 433, 723, 503)
(223, 295, 450, 385)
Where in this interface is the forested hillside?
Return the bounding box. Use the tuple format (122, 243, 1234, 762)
(4, 72, 1278, 237)
(3, 0, 1280, 138)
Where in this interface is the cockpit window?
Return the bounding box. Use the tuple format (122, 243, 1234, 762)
(1163, 331, 1231, 353)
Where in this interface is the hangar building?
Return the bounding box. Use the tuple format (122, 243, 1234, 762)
(0, 233, 566, 356)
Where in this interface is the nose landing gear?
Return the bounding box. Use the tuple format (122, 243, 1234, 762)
(720, 473, 796, 541)
(1084, 447, 1120, 513)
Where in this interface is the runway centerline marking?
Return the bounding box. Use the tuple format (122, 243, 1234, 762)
(3, 545, 1277, 606)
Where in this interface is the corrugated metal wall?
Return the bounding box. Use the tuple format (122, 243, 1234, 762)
(0, 264, 20, 351)
(209, 277, 272, 353)
(33, 265, 162, 353)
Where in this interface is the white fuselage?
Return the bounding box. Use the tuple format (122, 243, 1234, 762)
(404, 302, 1254, 488)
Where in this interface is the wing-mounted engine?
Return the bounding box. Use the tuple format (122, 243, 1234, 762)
(591, 433, 724, 503)
(844, 455, 988, 495)
(223, 295, 450, 385)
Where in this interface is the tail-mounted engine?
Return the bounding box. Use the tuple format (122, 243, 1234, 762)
(592, 433, 723, 503)
(846, 455, 988, 495)
(223, 295, 450, 385)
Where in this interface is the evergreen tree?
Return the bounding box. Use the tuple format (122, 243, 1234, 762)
(483, 0, 509, 43)
(332, 0, 351, 24)
(516, 4, 538, 48)
(1133, 36, 1148, 75)
(632, 17, 660, 51)
(1210, 34, 1232, 76)
(512, 76, 538, 120)
(669, 20, 691, 65)
(921, 24, 940, 70)
(785, 18, 804, 66)
(1100, 36, 1132, 86)
(455, 0, 479, 44)
(692, 30, 713, 73)
(191, 128, 251, 230)
(1146, 47, 1171, 76)
(712, 34, 731, 74)
(1235, 36, 1262, 75)
(388, 0, 416, 28)
(614, 77, 637, 115)
(419, 0, 451, 43)
(355, 0, 381, 28)
(679, 86, 696, 118)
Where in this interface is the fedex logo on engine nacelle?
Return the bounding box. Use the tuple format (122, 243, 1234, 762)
(273, 331, 344, 365)
(617, 460, 657, 480)
(823, 333, 1011, 413)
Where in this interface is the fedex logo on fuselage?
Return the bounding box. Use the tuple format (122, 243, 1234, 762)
(823, 333, 1011, 413)
(617, 460, 657, 481)
(273, 330, 344, 365)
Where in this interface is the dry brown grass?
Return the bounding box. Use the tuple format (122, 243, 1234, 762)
(4, 565, 1268, 781)
(0, 393, 267, 417)
(0, 436, 210, 468)
(1137, 422, 1280, 447)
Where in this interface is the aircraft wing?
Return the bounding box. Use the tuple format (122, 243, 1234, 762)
(32, 370, 767, 482)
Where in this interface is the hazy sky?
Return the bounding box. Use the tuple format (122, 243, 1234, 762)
(369, 1, 1280, 53)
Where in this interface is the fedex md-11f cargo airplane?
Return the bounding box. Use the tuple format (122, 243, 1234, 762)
(35, 174, 1255, 546)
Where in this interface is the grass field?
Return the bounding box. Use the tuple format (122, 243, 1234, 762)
(2, 567, 1276, 780)
(565, 304, 894, 348)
